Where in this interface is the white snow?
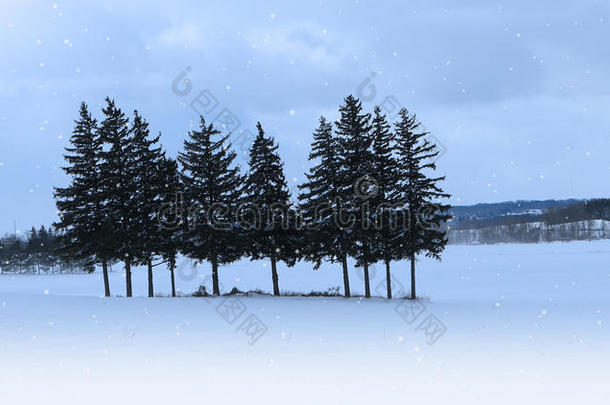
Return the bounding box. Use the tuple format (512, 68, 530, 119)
(1, 241, 609, 404)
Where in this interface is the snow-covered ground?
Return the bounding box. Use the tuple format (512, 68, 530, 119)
(1, 241, 609, 404)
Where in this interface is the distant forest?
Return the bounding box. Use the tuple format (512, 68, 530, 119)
(449, 199, 610, 244)
(0, 226, 88, 273)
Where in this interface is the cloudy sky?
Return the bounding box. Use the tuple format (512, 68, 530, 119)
(1, 0, 610, 233)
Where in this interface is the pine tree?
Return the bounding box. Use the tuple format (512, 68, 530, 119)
(178, 116, 244, 295)
(26, 227, 41, 273)
(97, 98, 137, 297)
(54, 102, 111, 296)
(156, 156, 182, 297)
(129, 111, 165, 297)
(39, 226, 55, 272)
(369, 106, 402, 298)
(298, 117, 352, 296)
(394, 108, 451, 299)
(243, 122, 296, 296)
(334, 95, 375, 297)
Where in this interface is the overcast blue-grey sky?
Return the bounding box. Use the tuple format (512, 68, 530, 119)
(1, 0, 610, 234)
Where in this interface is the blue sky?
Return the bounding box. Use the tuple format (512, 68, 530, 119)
(1, 0, 610, 234)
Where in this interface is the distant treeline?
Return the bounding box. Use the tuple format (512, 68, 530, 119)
(543, 199, 610, 224)
(0, 226, 88, 273)
(449, 199, 610, 244)
(450, 199, 583, 226)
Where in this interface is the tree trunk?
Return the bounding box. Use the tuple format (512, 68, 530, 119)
(101, 255, 110, 297)
(147, 259, 154, 298)
(410, 253, 416, 300)
(211, 256, 220, 296)
(270, 256, 280, 296)
(170, 262, 176, 298)
(341, 254, 350, 297)
(385, 259, 392, 299)
(125, 261, 133, 298)
(363, 262, 371, 298)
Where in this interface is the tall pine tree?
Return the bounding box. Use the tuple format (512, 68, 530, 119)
(370, 106, 401, 299)
(97, 98, 137, 297)
(243, 122, 296, 296)
(394, 108, 451, 299)
(129, 111, 166, 297)
(178, 117, 244, 295)
(54, 102, 111, 296)
(334, 95, 375, 297)
(156, 156, 182, 297)
(298, 117, 352, 296)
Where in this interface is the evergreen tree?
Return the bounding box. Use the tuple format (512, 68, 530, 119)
(156, 156, 182, 297)
(298, 117, 352, 296)
(334, 95, 375, 297)
(370, 106, 401, 298)
(178, 117, 244, 295)
(39, 226, 56, 271)
(0, 235, 25, 273)
(243, 122, 296, 296)
(97, 98, 137, 297)
(54, 102, 111, 295)
(394, 108, 451, 299)
(26, 227, 41, 273)
(129, 111, 165, 297)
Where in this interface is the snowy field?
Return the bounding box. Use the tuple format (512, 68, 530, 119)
(1, 241, 609, 404)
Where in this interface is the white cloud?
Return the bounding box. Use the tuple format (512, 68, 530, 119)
(155, 23, 207, 50)
(246, 22, 353, 69)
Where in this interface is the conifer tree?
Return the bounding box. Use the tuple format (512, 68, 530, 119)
(54, 102, 111, 296)
(298, 117, 352, 296)
(38, 226, 55, 271)
(394, 108, 451, 299)
(334, 95, 375, 297)
(97, 98, 137, 297)
(156, 156, 182, 297)
(370, 106, 401, 298)
(243, 122, 296, 296)
(26, 227, 41, 273)
(129, 111, 165, 297)
(178, 117, 244, 295)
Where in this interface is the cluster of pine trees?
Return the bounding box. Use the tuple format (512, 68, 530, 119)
(54, 95, 450, 299)
(0, 226, 86, 273)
